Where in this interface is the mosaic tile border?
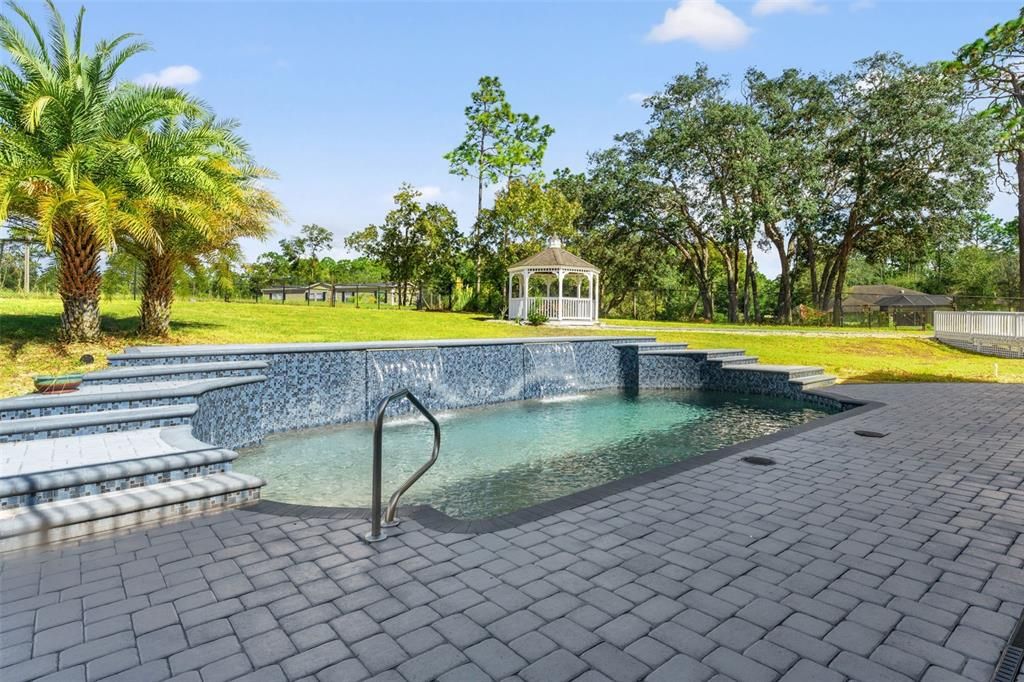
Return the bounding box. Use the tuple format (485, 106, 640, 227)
(937, 335, 1024, 359)
(0, 462, 231, 509)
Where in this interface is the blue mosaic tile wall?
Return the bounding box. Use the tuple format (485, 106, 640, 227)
(435, 344, 526, 411)
(192, 382, 267, 449)
(96, 338, 846, 452)
(117, 339, 634, 448)
(638, 354, 704, 389)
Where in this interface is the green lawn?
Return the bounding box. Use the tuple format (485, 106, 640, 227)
(602, 317, 930, 335)
(2, 295, 1022, 398)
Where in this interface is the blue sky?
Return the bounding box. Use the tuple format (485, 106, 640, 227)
(36, 1, 1024, 273)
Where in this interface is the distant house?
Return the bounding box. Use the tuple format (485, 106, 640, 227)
(828, 285, 954, 326)
(261, 282, 400, 305)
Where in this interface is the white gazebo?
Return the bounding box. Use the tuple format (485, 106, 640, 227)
(508, 238, 600, 325)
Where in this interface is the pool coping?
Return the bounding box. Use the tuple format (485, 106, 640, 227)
(247, 387, 885, 535)
(111, 335, 657, 360)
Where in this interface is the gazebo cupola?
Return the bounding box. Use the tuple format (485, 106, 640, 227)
(507, 237, 600, 325)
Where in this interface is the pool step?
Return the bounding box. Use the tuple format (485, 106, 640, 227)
(633, 342, 690, 353)
(0, 375, 264, 421)
(0, 404, 199, 443)
(637, 344, 838, 399)
(0, 426, 236, 509)
(0, 472, 263, 553)
(707, 355, 759, 367)
(643, 348, 749, 362)
(83, 360, 268, 385)
(788, 373, 837, 389)
(721, 363, 838, 393)
(722, 363, 826, 380)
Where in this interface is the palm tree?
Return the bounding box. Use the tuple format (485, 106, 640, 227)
(121, 117, 280, 336)
(0, 0, 200, 340)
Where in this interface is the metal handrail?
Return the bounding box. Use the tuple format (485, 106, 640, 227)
(364, 388, 441, 543)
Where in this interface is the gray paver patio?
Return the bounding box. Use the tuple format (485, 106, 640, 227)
(2, 383, 1024, 681)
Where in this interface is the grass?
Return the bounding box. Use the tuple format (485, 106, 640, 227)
(601, 317, 930, 335)
(2, 295, 1022, 398)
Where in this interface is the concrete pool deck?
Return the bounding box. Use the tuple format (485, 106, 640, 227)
(2, 383, 1023, 682)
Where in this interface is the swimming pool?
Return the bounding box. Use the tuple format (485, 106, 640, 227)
(235, 389, 832, 519)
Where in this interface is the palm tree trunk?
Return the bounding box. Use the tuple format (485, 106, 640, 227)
(139, 250, 175, 337)
(56, 217, 102, 342)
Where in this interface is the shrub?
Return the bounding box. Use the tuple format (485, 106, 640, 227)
(527, 299, 548, 326)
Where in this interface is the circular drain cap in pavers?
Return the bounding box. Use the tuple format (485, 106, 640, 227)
(855, 430, 888, 438)
(742, 455, 776, 466)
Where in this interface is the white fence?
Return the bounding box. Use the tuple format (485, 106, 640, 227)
(934, 311, 1024, 358)
(509, 297, 594, 322)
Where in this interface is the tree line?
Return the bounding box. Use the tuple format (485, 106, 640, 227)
(346, 46, 1017, 323)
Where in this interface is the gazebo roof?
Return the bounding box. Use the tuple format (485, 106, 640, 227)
(508, 241, 599, 272)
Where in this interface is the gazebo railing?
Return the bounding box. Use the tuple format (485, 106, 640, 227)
(509, 297, 593, 321)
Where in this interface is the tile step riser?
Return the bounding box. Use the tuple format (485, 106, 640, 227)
(0, 462, 234, 510)
(0, 416, 194, 443)
(85, 369, 260, 385)
(0, 487, 261, 553)
(0, 396, 196, 421)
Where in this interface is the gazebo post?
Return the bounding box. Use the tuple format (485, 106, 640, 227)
(593, 273, 600, 321)
(586, 272, 594, 321)
(507, 272, 514, 319)
(523, 272, 531, 320)
(557, 270, 564, 322)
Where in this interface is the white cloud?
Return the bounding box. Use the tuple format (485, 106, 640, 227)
(647, 0, 752, 50)
(752, 0, 828, 15)
(415, 185, 442, 201)
(626, 92, 650, 104)
(135, 65, 201, 88)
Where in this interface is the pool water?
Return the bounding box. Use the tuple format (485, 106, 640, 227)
(235, 389, 832, 519)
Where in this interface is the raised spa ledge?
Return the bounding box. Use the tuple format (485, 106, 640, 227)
(0, 375, 266, 412)
(109, 335, 657, 360)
